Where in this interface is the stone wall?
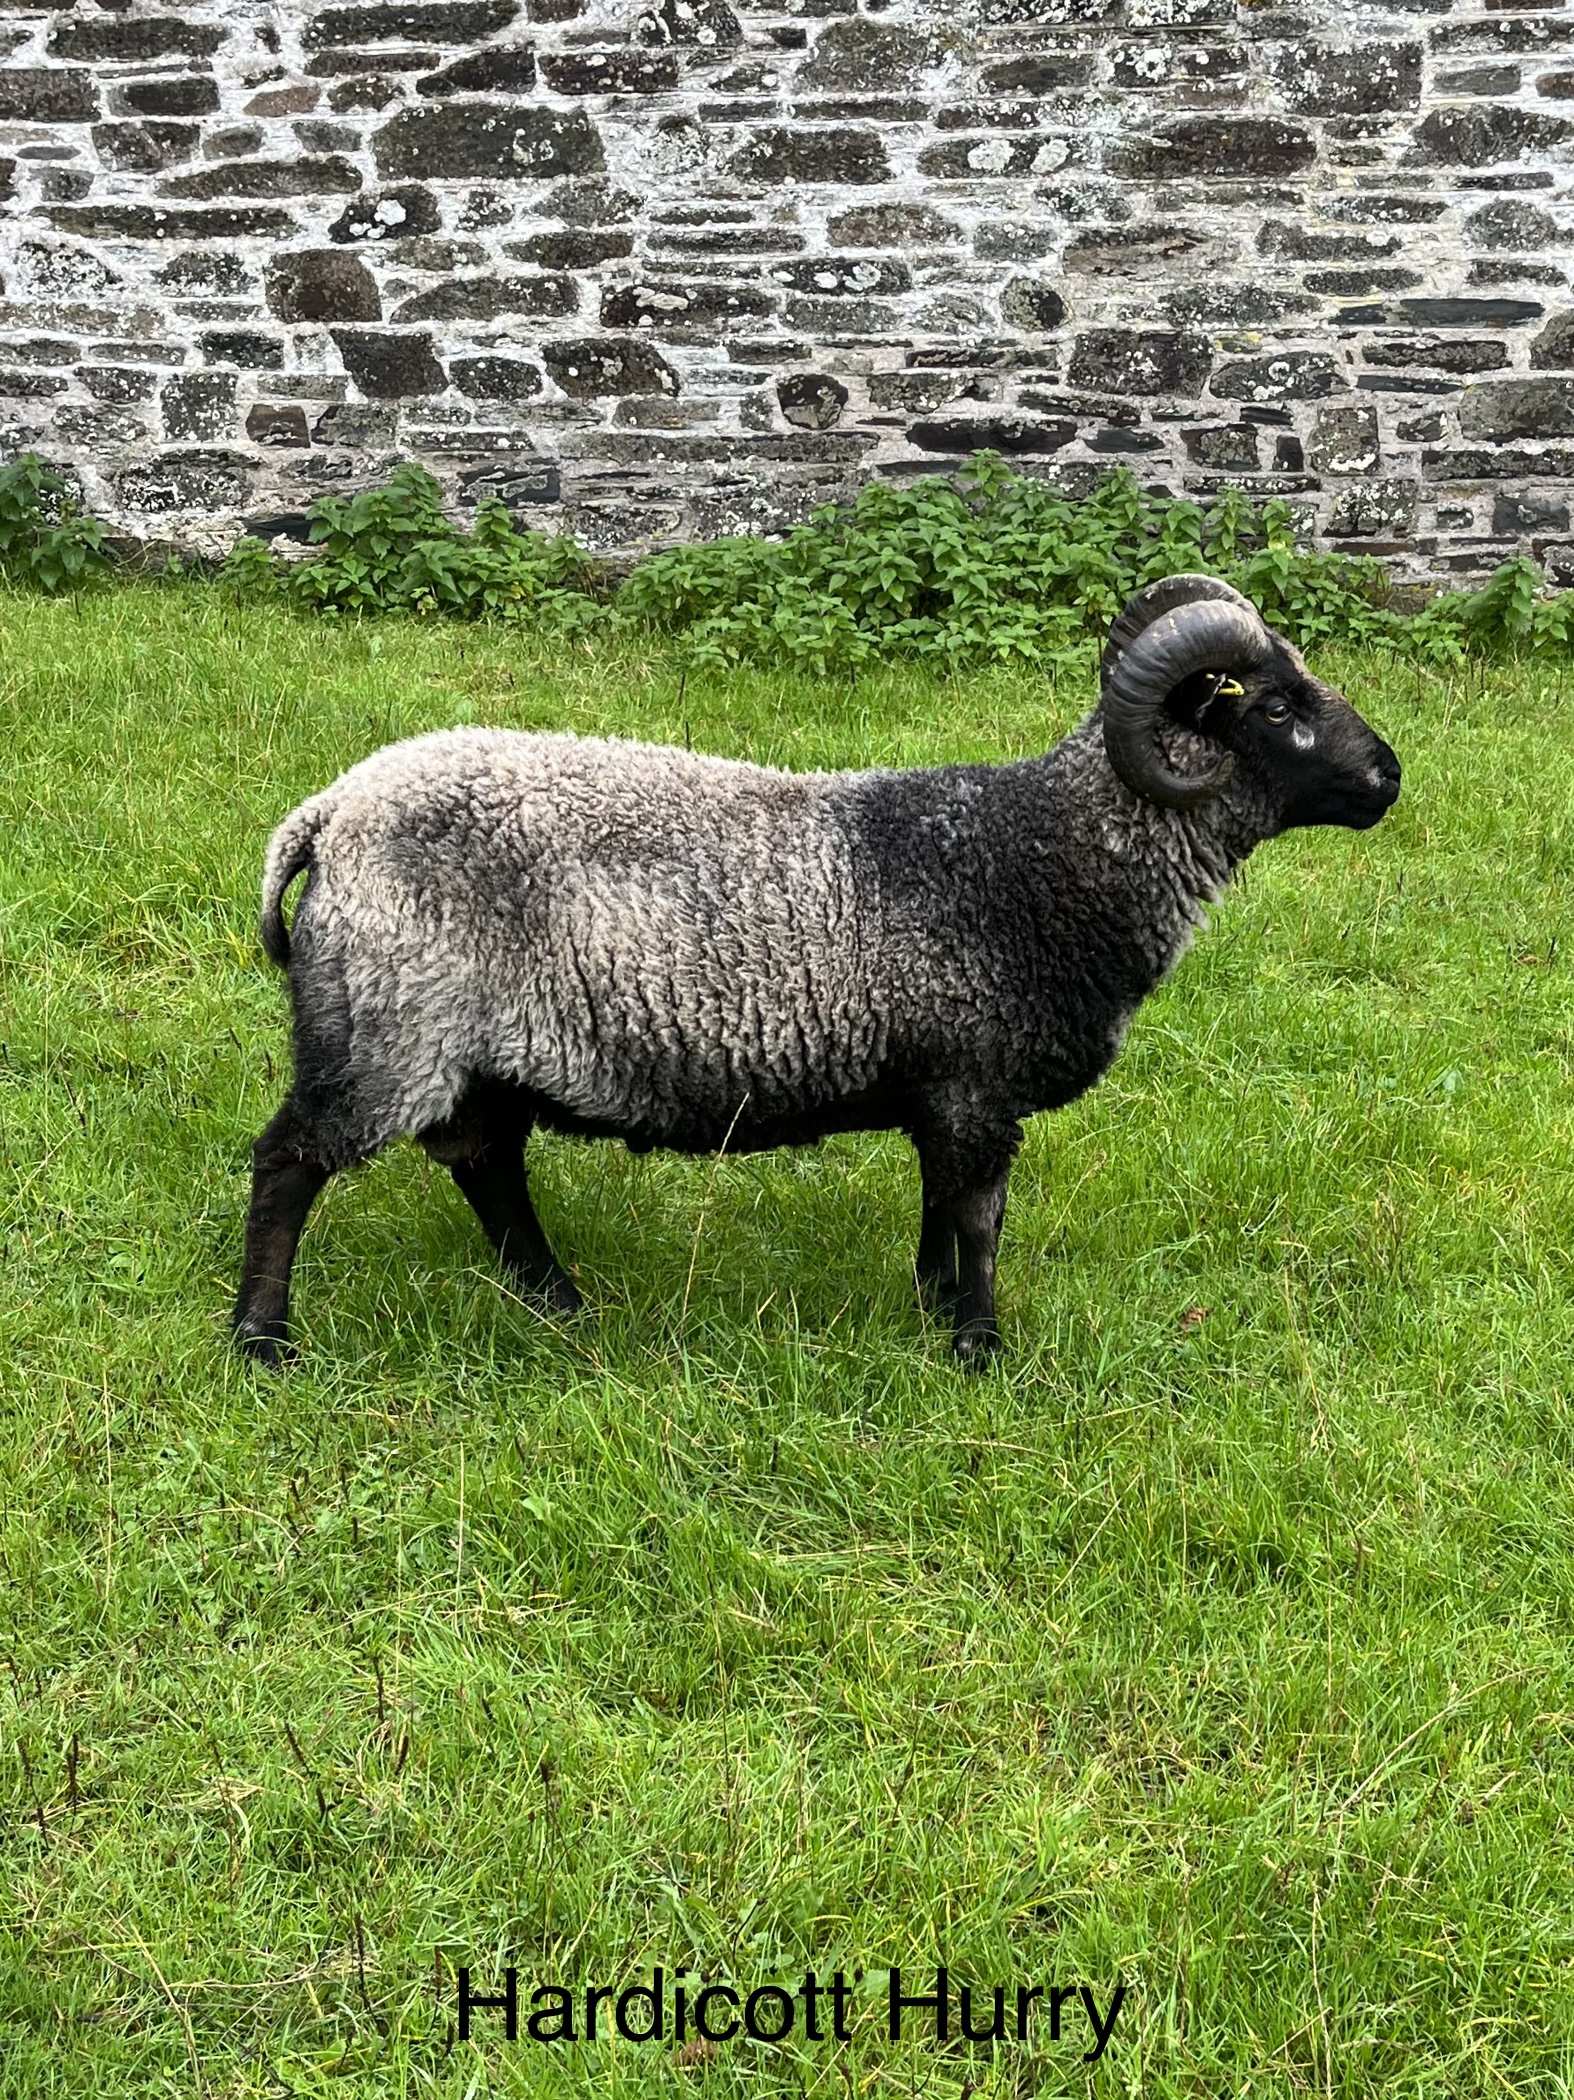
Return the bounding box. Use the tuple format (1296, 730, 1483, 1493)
(2, 0, 1572, 575)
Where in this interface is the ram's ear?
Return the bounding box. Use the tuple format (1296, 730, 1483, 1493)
(1162, 668, 1236, 734)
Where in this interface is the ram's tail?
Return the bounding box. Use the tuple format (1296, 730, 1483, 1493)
(259, 800, 327, 967)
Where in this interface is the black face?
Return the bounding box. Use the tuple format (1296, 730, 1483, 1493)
(1176, 649, 1402, 833)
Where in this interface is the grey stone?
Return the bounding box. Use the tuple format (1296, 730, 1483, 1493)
(55, 404, 147, 445)
(49, 20, 225, 63)
(1182, 423, 1260, 470)
(295, 122, 362, 154)
(113, 451, 255, 513)
(267, 250, 381, 323)
(982, 55, 1094, 93)
(154, 251, 251, 295)
(1392, 297, 1543, 327)
(1364, 337, 1508, 374)
(1470, 259, 1567, 289)
(1158, 283, 1317, 326)
(1308, 399, 1379, 475)
(777, 371, 846, 427)
(539, 50, 676, 92)
(908, 413, 1075, 453)
(1067, 328, 1210, 394)
(1067, 223, 1224, 277)
(1493, 491, 1569, 533)
(601, 280, 776, 327)
(203, 125, 264, 161)
(1531, 314, 1574, 369)
(163, 157, 363, 199)
(544, 179, 640, 225)
(1326, 481, 1417, 535)
(420, 46, 538, 94)
(331, 329, 447, 397)
(0, 370, 66, 398)
(727, 128, 889, 185)
(49, 205, 298, 240)
(796, 18, 933, 89)
(638, 0, 741, 47)
(1437, 65, 1520, 96)
(201, 330, 285, 368)
(1424, 447, 1574, 480)
(919, 136, 1071, 179)
(37, 170, 93, 202)
(247, 404, 312, 446)
(1211, 353, 1345, 401)
(1464, 199, 1564, 252)
(328, 76, 406, 111)
(543, 336, 678, 395)
(0, 68, 98, 121)
(1305, 268, 1424, 295)
(79, 366, 157, 404)
(1000, 278, 1068, 331)
(452, 356, 544, 398)
(120, 76, 221, 117)
(1257, 221, 1402, 263)
(1271, 42, 1420, 116)
(312, 402, 398, 445)
(392, 273, 577, 321)
(162, 371, 236, 440)
(93, 122, 200, 173)
(312, 49, 442, 75)
(330, 187, 442, 242)
(1409, 105, 1571, 165)
(767, 257, 910, 296)
(974, 224, 1057, 262)
(455, 462, 561, 506)
(373, 102, 604, 179)
(1108, 118, 1317, 179)
(830, 202, 959, 246)
(306, 3, 519, 48)
(1321, 194, 1447, 224)
(511, 229, 634, 268)
(1459, 377, 1574, 440)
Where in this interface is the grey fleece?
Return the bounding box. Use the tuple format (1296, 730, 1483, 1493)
(261, 716, 1256, 1172)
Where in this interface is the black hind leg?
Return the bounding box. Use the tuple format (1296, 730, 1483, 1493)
(232, 1094, 333, 1368)
(423, 1092, 581, 1317)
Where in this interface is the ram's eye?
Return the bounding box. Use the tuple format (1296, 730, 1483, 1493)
(1262, 700, 1292, 726)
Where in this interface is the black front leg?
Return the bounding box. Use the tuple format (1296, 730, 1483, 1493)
(914, 1113, 1021, 1366)
(914, 1194, 958, 1313)
(950, 1172, 1010, 1364)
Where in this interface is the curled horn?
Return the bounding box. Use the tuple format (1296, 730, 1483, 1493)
(1099, 572, 1260, 690)
(1101, 584, 1272, 811)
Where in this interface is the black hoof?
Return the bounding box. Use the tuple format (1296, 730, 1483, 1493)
(952, 1319, 1002, 1369)
(233, 1320, 292, 1371)
(510, 1269, 584, 1320)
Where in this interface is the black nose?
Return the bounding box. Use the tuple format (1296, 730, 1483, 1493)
(1375, 744, 1402, 797)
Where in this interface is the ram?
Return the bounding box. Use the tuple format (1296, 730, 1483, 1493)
(233, 575, 1400, 1367)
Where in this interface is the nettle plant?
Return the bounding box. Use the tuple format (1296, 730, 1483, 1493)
(0, 455, 111, 592)
(619, 460, 1574, 672)
(7, 446, 1573, 663)
(225, 462, 606, 630)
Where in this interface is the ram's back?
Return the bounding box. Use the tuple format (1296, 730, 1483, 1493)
(282, 729, 891, 1142)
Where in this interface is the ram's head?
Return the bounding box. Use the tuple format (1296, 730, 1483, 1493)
(1100, 574, 1401, 833)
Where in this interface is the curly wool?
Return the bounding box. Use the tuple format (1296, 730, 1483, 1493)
(263, 717, 1256, 1172)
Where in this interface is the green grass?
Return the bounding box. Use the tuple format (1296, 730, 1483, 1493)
(3, 586, 1574, 2097)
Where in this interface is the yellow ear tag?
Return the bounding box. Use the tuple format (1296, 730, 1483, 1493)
(1213, 677, 1245, 699)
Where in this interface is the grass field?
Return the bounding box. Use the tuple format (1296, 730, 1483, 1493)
(3, 586, 1574, 2097)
